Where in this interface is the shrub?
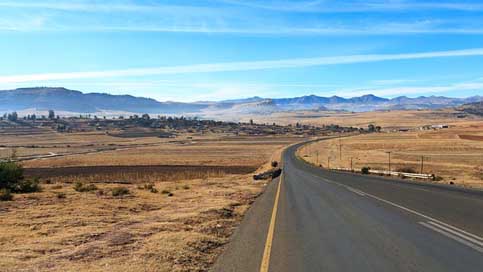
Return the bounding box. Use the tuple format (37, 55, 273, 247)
(361, 167, 371, 174)
(73, 182, 97, 192)
(0, 161, 24, 190)
(112, 187, 130, 197)
(271, 161, 278, 168)
(161, 189, 171, 195)
(396, 167, 416, 173)
(13, 178, 41, 193)
(0, 189, 12, 201)
(182, 185, 190, 190)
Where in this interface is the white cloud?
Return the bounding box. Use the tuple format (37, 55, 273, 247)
(2, 48, 483, 84)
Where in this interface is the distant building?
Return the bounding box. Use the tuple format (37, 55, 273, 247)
(431, 124, 449, 129)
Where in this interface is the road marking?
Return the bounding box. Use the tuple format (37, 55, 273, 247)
(260, 173, 283, 272)
(346, 187, 366, 196)
(420, 222, 483, 253)
(306, 172, 483, 254)
(426, 221, 483, 247)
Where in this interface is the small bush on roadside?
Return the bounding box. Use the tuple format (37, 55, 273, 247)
(182, 184, 190, 190)
(271, 161, 278, 168)
(73, 182, 98, 192)
(161, 189, 171, 195)
(434, 176, 444, 181)
(0, 189, 13, 201)
(361, 167, 371, 174)
(112, 187, 130, 197)
(396, 167, 416, 173)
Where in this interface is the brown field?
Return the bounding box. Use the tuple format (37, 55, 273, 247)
(231, 108, 483, 129)
(299, 121, 483, 188)
(0, 127, 301, 271)
(0, 175, 264, 272)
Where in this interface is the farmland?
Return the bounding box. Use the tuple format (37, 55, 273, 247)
(0, 118, 306, 272)
(299, 120, 483, 188)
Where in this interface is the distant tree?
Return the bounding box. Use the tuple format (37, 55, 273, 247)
(249, 119, 254, 125)
(7, 112, 18, 121)
(142, 114, 150, 120)
(48, 109, 55, 119)
(375, 126, 382, 132)
(368, 124, 375, 132)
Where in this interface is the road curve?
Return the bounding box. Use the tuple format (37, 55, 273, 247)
(212, 141, 483, 272)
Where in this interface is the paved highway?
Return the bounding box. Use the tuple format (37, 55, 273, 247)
(212, 141, 483, 272)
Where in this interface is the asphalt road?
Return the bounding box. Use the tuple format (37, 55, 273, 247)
(212, 141, 483, 272)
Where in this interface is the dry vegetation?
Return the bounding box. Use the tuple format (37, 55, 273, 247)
(0, 175, 265, 272)
(0, 126, 300, 271)
(299, 121, 483, 188)
(233, 108, 482, 129)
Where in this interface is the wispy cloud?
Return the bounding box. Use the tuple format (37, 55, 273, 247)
(2, 48, 483, 84)
(1, 1, 483, 35)
(219, 0, 483, 12)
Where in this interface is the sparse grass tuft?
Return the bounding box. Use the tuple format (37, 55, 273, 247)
(55, 192, 66, 199)
(0, 188, 12, 201)
(73, 182, 98, 192)
(112, 187, 130, 197)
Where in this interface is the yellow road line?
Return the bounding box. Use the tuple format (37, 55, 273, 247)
(259, 172, 283, 272)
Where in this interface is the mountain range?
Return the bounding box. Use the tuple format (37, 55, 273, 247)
(1, 87, 482, 115)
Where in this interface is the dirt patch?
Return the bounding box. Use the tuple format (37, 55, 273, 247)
(24, 165, 257, 179)
(459, 134, 483, 141)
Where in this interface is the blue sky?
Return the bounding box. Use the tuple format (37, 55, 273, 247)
(1, 0, 483, 102)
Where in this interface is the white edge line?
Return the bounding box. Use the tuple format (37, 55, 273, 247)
(304, 172, 483, 245)
(420, 222, 483, 254)
(427, 221, 483, 247)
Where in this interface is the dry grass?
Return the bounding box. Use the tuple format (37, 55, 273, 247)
(20, 136, 298, 168)
(230, 109, 483, 129)
(0, 174, 266, 272)
(299, 122, 483, 188)
(0, 129, 300, 271)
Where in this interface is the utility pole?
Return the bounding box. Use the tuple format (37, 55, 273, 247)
(386, 151, 392, 172)
(316, 151, 319, 166)
(420, 156, 424, 174)
(350, 157, 353, 171)
(339, 136, 342, 162)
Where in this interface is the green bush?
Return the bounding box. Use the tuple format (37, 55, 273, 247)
(161, 189, 171, 195)
(0, 162, 41, 193)
(73, 182, 98, 192)
(361, 167, 371, 174)
(0, 161, 24, 190)
(112, 187, 130, 197)
(13, 178, 41, 193)
(0, 189, 12, 201)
